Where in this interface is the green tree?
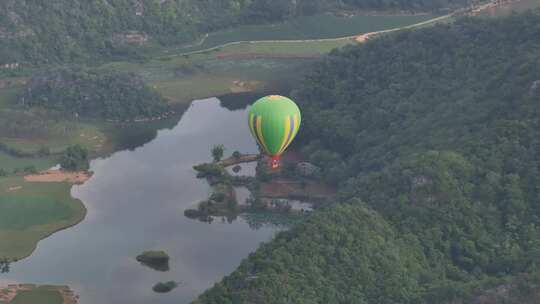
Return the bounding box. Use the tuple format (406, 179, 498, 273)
(22, 68, 169, 121)
(23, 165, 37, 174)
(60, 145, 89, 171)
(212, 144, 225, 162)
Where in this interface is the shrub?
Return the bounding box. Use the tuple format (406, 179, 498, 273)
(60, 145, 89, 171)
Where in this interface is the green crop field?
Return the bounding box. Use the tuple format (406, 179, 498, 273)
(0, 85, 107, 159)
(174, 13, 436, 53)
(0, 177, 86, 261)
(0, 87, 20, 109)
(0, 153, 55, 172)
(0, 122, 106, 154)
(225, 39, 354, 55)
(9, 287, 63, 304)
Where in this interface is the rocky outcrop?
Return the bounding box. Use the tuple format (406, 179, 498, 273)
(529, 80, 540, 97)
(1, 63, 19, 69)
(136, 251, 170, 271)
(411, 175, 433, 188)
(472, 274, 540, 304)
(112, 31, 149, 45)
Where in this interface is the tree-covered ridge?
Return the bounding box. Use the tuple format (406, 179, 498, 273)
(21, 68, 169, 120)
(196, 11, 540, 303)
(296, 11, 540, 190)
(197, 204, 431, 304)
(0, 0, 471, 64)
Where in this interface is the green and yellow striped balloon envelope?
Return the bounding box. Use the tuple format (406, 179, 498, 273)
(248, 95, 301, 168)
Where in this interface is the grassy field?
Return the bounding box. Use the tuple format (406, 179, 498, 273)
(0, 116, 106, 173)
(8, 287, 63, 304)
(0, 154, 55, 172)
(149, 57, 316, 101)
(0, 177, 86, 261)
(103, 54, 318, 102)
(172, 13, 435, 53)
(103, 38, 349, 102)
(0, 84, 108, 172)
(152, 77, 235, 101)
(0, 122, 106, 154)
(0, 87, 20, 109)
(0, 84, 107, 173)
(220, 39, 354, 55)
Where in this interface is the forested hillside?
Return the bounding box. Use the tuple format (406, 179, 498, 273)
(196, 11, 540, 304)
(21, 68, 169, 120)
(0, 0, 470, 65)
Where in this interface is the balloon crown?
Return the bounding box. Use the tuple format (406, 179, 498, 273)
(267, 95, 283, 101)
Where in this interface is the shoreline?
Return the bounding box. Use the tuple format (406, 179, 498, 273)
(1, 200, 87, 263)
(1, 172, 90, 262)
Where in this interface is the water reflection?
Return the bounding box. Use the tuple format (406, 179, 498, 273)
(0, 261, 9, 274)
(103, 104, 189, 153)
(226, 162, 257, 177)
(1, 98, 278, 304)
(234, 187, 252, 206)
(218, 92, 263, 111)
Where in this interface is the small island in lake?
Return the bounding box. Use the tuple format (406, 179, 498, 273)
(136, 251, 170, 272)
(153, 281, 179, 293)
(187, 148, 335, 222)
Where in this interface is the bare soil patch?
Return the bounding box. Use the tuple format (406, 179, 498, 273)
(24, 170, 93, 184)
(218, 154, 259, 167)
(230, 80, 264, 93)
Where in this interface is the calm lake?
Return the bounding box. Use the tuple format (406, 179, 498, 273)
(0, 98, 279, 304)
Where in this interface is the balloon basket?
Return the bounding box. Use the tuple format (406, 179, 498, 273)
(270, 156, 280, 170)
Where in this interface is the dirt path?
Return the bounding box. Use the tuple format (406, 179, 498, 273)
(230, 80, 264, 93)
(24, 170, 93, 184)
(218, 154, 259, 167)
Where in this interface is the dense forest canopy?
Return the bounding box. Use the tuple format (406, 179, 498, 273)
(21, 68, 169, 120)
(0, 0, 471, 64)
(196, 11, 540, 304)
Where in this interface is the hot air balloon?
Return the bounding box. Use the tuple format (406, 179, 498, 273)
(248, 95, 301, 169)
